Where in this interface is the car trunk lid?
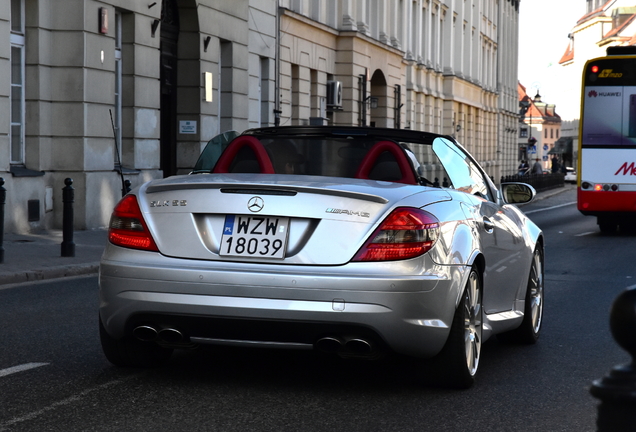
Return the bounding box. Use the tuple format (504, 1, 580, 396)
(137, 174, 451, 265)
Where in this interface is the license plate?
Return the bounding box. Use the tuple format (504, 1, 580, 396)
(220, 215, 289, 259)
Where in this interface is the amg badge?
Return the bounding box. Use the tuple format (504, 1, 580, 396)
(325, 208, 370, 218)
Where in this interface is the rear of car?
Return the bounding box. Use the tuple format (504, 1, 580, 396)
(101, 179, 459, 359)
(99, 126, 543, 388)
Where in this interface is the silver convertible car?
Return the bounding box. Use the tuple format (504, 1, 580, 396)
(99, 126, 544, 388)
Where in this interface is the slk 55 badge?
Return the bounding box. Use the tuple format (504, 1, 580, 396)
(150, 200, 187, 207)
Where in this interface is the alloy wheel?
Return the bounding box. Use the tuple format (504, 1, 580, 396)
(528, 248, 544, 334)
(463, 270, 482, 376)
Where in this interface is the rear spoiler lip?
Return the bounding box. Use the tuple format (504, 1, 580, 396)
(145, 181, 391, 204)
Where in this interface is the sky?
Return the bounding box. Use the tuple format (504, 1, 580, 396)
(518, 0, 586, 120)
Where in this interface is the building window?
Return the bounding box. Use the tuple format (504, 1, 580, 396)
(520, 128, 528, 138)
(586, 0, 602, 13)
(10, 0, 25, 165)
(550, 128, 553, 139)
(291, 65, 300, 124)
(556, 129, 559, 138)
(259, 57, 269, 127)
(220, 40, 233, 132)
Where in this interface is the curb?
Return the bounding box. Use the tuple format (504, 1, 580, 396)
(0, 263, 99, 287)
(518, 184, 576, 207)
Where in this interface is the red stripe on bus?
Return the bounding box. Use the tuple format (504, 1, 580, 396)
(578, 189, 636, 212)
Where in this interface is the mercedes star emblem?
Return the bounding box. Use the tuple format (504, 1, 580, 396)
(247, 196, 264, 213)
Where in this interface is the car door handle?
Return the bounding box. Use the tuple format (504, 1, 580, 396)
(482, 217, 494, 233)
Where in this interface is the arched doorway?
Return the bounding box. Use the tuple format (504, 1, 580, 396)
(160, 0, 179, 177)
(369, 70, 390, 128)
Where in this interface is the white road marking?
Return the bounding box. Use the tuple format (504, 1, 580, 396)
(0, 362, 48, 378)
(0, 374, 138, 431)
(523, 201, 576, 215)
(575, 231, 595, 237)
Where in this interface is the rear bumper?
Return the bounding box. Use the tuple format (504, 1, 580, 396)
(99, 245, 468, 359)
(578, 189, 636, 214)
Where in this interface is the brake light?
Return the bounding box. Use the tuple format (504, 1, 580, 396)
(353, 208, 439, 262)
(108, 195, 159, 252)
(591, 183, 620, 192)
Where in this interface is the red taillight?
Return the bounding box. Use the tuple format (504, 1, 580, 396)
(353, 208, 439, 262)
(108, 195, 159, 252)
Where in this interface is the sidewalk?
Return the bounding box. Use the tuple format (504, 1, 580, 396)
(0, 229, 108, 286)
(0, 183, 576, 287)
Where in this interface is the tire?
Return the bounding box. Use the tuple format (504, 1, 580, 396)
(598, 217, 617, 234)
(498, 246, 544, 344)
(429, 268, 482, 389)
(99, 316, 173, 367)
(619, 222, 636, 235)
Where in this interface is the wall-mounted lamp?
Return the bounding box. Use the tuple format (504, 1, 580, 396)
(151, 19, 160, 38)
(203, 72, 213, 102)
(456, 124, 462, 133)
(204, 36, 212, 52)
(363, 96, 378, 109)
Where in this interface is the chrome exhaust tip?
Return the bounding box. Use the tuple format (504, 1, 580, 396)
(157, 328, 184, 344)
(314, 336, 343, 353)
(344, 338, 373, 354)
(133, 325, 158, 342)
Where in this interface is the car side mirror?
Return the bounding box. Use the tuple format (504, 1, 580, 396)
(500, 182, 536, 205)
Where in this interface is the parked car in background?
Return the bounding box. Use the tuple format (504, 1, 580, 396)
(564, 167, 577, 183)
(99, 126, 544, 389)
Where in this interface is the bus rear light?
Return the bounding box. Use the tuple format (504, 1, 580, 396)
(591, 183, 619, 192)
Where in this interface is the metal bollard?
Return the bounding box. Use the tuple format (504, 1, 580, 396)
(590, 287, 636, 431)
(122, 179, 131, 196)
(61, 178, 75, 257)
(0, 177, 5, 264)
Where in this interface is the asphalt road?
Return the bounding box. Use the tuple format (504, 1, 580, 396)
(0, 187, 633, 431)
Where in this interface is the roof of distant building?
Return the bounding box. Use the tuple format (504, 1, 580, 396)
(559, 2, 636, 65)
(518, 82, 562, 124)
(577, 0, 614, 25)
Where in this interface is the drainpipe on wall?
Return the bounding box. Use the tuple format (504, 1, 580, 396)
(274, 4, 282, 126)
(394, 84, 403, 129)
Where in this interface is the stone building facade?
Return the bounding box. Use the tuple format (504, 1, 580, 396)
(1, 0, 520, 234)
